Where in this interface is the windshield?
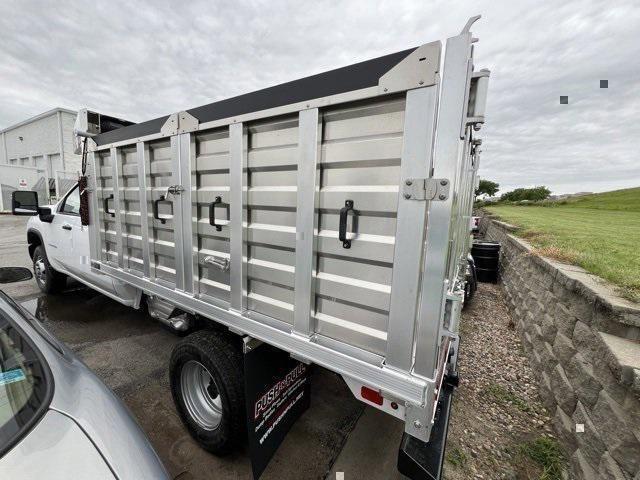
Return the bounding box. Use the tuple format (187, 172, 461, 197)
(0, 304, 52, 456)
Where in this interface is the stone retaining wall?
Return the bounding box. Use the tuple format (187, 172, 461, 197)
(480, 216, 640, 479)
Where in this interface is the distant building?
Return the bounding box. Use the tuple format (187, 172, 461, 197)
(1, 107, 81, 175)
(0, 108, 80, 209)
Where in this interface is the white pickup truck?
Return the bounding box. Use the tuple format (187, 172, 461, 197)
(12, 17, 489, 479)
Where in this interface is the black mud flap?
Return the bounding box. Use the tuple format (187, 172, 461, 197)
(397, 382, 455, 480)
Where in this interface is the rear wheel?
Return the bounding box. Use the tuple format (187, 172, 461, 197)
(170, 331, 246, 455)
(32, 245, 66, 293)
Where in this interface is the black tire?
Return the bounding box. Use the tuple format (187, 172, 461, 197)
(32, 245, 66, 294)
(170, 331, 246, 455)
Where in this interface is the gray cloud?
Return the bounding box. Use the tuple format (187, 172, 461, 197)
(1, 0, 638, 194)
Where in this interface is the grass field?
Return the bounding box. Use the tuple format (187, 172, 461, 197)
(486, 187, 640, 302)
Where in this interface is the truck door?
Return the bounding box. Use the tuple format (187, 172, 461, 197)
(55, 184, 118, 294)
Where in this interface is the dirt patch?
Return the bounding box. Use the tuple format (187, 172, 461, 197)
(531, 246, 579, 265)
(443, 283, 566, 480)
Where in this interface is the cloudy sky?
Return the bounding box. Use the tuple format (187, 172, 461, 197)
(1, 0, 639, 194)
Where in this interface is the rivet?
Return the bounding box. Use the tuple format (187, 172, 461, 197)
(440, 180, 448, 186)
(419, 80, 424, 85)
(439, 194, 446, 200)
(413, 420, 422, 429)
(405, 179, 413, 186)
(404, 193, 411, 200)
(383, 88, 388, 92)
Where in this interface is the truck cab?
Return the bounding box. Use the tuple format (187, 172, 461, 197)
(16, 185, 139, 306)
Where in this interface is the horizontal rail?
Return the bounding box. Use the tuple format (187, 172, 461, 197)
(97, 262, 433, 405)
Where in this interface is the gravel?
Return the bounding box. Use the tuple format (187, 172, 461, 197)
(443, 283, 561, 480)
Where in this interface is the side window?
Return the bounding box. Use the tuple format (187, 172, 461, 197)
(60, 186, 80, 215)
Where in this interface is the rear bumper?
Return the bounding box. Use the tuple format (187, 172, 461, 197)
(397, 382, 455, 480)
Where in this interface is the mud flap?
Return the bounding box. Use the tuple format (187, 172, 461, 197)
(397, 382, 454, 480)
(244, 341, 311, 479)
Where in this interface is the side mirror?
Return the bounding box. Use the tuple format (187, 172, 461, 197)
(0, 267, 33, 284)
(38, 207, 54, 223)
(12, 190, 39, 216)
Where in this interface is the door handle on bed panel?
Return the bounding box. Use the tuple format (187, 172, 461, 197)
(103, 194, 115, 217)
(61, 224, 72, 231)
(153, 195, 172, 224)
(209, 196, 223, 231)
(339, 199, 355, 249)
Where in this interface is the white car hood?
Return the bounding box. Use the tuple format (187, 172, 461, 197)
(0, 410, 115, 479)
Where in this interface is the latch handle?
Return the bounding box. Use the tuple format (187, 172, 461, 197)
(339, 200, 355, 249)
(153, 195, 172, 224)
(204, 255, 230, 272)
(103, 193, 115, 218)
(209, 196, 223, 232)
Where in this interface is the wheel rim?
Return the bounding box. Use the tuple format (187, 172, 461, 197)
(34, 256, 46, 285)
(180, 360, 223, 430)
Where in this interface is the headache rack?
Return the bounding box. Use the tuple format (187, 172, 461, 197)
(82, 17, 489, 455)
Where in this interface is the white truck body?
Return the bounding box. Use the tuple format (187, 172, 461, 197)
(24, 19, 489, 455)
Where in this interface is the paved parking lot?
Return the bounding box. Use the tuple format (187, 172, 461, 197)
(0, 215, 404, 479)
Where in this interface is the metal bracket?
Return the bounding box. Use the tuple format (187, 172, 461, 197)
(378, 41, 441, 94)
(160, 111, 200, 136)
(402, 178, 450, 201)
(243, 336, 263, 353)
(442, 290, 463, 338)
(466, 69, 490, 130)
(404, 400, 433, 442)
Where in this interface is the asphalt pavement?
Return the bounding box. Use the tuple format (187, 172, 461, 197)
(0, 214, 404, 480)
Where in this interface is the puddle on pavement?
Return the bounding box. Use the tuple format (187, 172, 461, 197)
(20, 286, 159, 344)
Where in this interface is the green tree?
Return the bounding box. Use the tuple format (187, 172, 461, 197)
(500, 186, 551, 202)
(475, 179, 500, 198)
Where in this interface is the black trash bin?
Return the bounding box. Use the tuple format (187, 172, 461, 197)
(471, 241, 501, 283)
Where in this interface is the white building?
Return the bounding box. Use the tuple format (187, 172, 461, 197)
(0, 108, 81, 209)
(1, 107, 81, 174)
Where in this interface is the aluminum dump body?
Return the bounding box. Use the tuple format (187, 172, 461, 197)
(85, 21, 489, 443)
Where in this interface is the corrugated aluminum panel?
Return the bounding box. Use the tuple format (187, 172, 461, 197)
(193, 129, 231, 302)
(313, 97, 405, 355)
(147, 139, 176, 286)
(95, 150, 118, 265)
(245, 115, 299, 323)
(118, 145, 144, 275)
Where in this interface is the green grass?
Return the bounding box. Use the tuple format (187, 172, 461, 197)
(484, 383, 532, 413)
(486, 187, 640, 301)
(517, 437, 565, 480)
(445, 446, 467, 468)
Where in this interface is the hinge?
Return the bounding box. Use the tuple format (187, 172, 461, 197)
(402, 178, 450, 201)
